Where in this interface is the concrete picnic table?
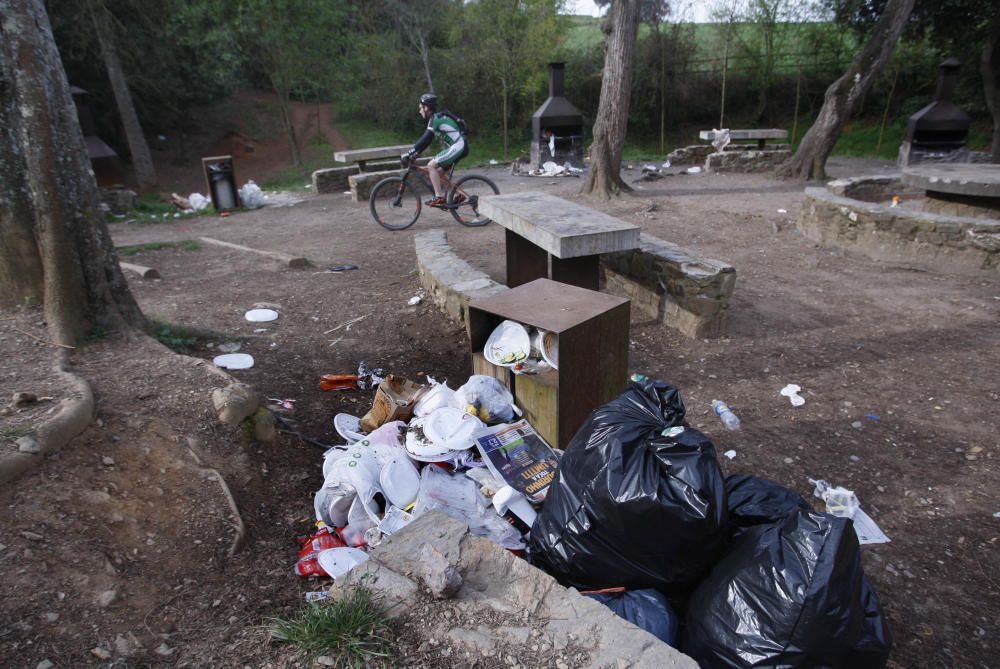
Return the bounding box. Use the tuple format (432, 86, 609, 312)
(699, 128, 788, 149)
(333, 145, 412, 171)
(476, 191, 640, 291)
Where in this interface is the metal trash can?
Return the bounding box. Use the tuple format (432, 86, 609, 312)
(202, 155, 240, 211)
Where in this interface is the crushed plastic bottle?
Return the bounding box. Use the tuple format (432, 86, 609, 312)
(711, 400, 741, 431)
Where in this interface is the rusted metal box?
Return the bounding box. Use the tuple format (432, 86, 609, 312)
(202, 155, 240, 211)
(468, 278, 630, 449)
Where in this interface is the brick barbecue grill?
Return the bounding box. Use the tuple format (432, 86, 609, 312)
(899, 58, 972, 167)
(530, 63, 584, 171)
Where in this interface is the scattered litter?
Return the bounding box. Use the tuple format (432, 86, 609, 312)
(454, 376, 515, 424)
(217, 342, 241, 354)
(244, 308, 278, 322)
(333, 413, 365, 443)
(711, 400, 741, 431)
(220, 212, 231, 218)
(212, 353, 254, 370)
(585, 589, 679, 647)
(189, 193, 210, 211)
(809, 478, 890, 544)
(319, 374, 359, 391)
(994, 512, 1000, 518)
(780, 383, 805, 406)
(866, 413, 881, 421)
(723, 450, 737, 460)
(474, 419, 558, 503)
(323, 314, 367, 334)
(267, 398, 296, 411)
(890, 195, 901, 207)
(253, 328, 268, 333)
(316, 547, 369, 579)
(239, 181, 265, 209)
(661, 159, 671, 169)
(851, 421, 863, 429)
(777, 208, 788, 214)
(304, 591, 329, 602)
(492, 485, 537, 533)
(407, 295, 423, 306)
(489, 159, 498, 165)
(327, 265, 358, 272)
(686, 166, 702, 174)
(710, 128, 731, 152)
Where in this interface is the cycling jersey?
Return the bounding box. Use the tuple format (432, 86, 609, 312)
(411, 111, 468, 168)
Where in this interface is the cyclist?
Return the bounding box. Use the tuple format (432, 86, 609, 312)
(404, 93, 468, 207)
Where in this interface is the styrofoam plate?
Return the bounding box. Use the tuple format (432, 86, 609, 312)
(316, 547, 369, 579)
(404, 416, 467, 461)
(484, 320, 531, 367)
(422, 407, 483, 451)
(244, 308, 279, 322)
(212, 353, 254, 369)
(333, 413, 365, 444)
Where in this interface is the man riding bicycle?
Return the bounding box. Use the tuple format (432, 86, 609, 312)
(404, 93, 468, 207)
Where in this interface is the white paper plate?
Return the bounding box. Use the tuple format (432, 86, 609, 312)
(212, 353, 254, 370)
(422, 407, 483, 451)
(333, 413, 365, 444)
(316, 547, 369, 579)
(244, 308, 279, 322)
(404, 416, 467, 461)
(484, 320, 531, 367)
(536, 330, 558, 369)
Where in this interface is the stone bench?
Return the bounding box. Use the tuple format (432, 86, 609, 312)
(415, 230, 509, 325)
(699, 128, 788, 148)
(335, 145, 412, 171)
(601, 233, 736, 338)
(314, 158, 429, 196)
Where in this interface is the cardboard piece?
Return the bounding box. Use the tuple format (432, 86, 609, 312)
(361, 375, 426, 433)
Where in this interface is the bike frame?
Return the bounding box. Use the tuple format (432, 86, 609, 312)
(398, 162, 463, 209)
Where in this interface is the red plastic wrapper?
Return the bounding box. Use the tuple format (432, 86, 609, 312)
(294, 528, 348, 576)
(295, 552, 327, 577)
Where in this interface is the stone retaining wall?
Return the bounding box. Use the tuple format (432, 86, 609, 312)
(601, 234, 736, 338)
(312, 166, 360, 194)
(799, 186, 1000, 275)
(705, 149, 790, 172)
(349, 169, 404, 202)
(415, 230, 508, 325)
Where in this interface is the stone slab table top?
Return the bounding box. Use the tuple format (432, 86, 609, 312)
(334, 145, 412, 163)
(902, 164, 1000, 198)
(699, 129, 788, 141)
(477, 191, 640, 259)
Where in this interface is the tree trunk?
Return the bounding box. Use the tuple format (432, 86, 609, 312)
(982, 16, 1000, 163)
(274, 85, 302, 169)
(89, 2, 158, 190)
(418, 33, 434, 93)
(581, 0, 641, 199)
(0, 0, 145, 345)
(776, 0, 915, 180)
(501, 77, 509, 162)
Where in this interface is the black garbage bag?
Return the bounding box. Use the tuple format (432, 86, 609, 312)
(726, 474, 813, 540)
(683, 509, 892, 669)
(528, 379, 728, 596)
(584, 589, 680, 647)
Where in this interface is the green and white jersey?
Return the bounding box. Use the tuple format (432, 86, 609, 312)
(428, 113, 462, 148)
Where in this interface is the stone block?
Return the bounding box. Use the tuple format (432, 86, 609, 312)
(348, 169, 402, 202)
(311, 166, 359, 194)
(414, 230, 508, 327)
(705, 149, 790, 172)
(100, 188, 137, 214)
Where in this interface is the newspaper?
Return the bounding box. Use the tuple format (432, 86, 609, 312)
(473, 420, 558, 503)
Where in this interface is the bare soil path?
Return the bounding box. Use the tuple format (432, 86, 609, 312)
(1, 157, 998, 668)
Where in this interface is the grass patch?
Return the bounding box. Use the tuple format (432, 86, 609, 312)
(0, 426, 31, 440)
(117, 240, 200, 257)
(269, 587, 394, 667)
(130, 194, 216, 224)
(151, 320, 204, 353)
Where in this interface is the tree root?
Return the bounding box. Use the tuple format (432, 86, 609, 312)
(0, 349, 94, 488)
(185, 437, 248, 558)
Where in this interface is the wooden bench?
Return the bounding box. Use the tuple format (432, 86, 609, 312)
(476, 192, 640, 291)
(699, 128, 788, 149)
(334, 145, 412, 171)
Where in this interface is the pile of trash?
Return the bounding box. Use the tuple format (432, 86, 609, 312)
(298, 375, 892, 668)
(299, 373, 559, 580)
(528, 161, 583, 177)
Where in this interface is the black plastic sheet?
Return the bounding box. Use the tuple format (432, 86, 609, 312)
(683, 509, 892, 669)
(528, 379, 728, 596)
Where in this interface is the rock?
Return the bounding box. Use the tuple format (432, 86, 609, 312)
(36, 660, 54, 669)
(102, 456, 115, 466)
(418, 544, 463, 599)
(316, 657, 336, 667)
(12, 392, 37, 405)
(252, 408, 277, 444)
(155, 643, 175, 657)
(115, 634, 134, 656)
(218, 342, 241, 354)
(211, 383, 259, 427)
(90, 647, 112, 660)
(97, 589, 118, 607)
(44, 612, 58, 623)
(20, 531, 43, 541)
(16, 436, 40, 454)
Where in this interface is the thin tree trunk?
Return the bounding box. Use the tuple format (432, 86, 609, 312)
(274, 86, 303, 169)
(418, 33, 434, 93)
(1, 0, 145, 344)
(89, 2, 158, 190)
(502, 78, 509, 162)
(720, 36, 729, 128)
(982, 16, 1000, 163)
(581, 0, 641, 199)
(777, 0, 915, 180)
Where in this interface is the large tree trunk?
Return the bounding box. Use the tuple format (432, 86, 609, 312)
(0, 0, 145, 345)
(581, 0, 641, 199)
(983, 16, 1000, 163)
(776, 0, 915, 180)
(89, 2, 158, 190)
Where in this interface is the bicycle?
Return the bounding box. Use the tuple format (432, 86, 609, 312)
(368, 156, 500, 231)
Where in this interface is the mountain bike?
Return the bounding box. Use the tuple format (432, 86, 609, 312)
(368, 157, 500, 230)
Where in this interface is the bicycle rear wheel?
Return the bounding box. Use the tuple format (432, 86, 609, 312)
(370, 177, 421, 231)
(447, 175, 500, 227)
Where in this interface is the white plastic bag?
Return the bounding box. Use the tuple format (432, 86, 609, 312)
(188, 193, 210, 211)
(453, 376, 515, 424)
(239, 180, 265, 209)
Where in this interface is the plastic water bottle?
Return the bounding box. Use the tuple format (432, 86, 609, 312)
(711, 400, 741, 431)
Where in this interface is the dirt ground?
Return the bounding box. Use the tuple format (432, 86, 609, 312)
(2, 156, 999, 668)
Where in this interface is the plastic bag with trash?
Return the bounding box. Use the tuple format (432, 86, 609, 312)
(188, 193, 210, 211)
(683, 509, 892, 669)
(584, 589, 680, 647)
(239, 180, 265, 209)
(528, 379, 728, 596)
(452, 375, 515, 424)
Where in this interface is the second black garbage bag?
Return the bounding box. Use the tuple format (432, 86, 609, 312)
(527, 379, 728, 596)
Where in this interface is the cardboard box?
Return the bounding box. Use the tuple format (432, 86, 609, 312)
(361, 375, 425, 432)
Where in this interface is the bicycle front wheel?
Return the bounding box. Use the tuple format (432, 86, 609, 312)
(370, 177, 421, 231)
(448, 175, 500, 227)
